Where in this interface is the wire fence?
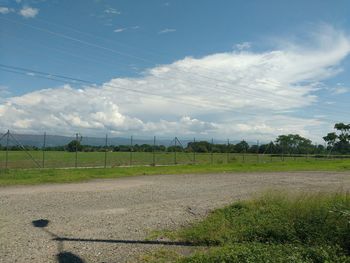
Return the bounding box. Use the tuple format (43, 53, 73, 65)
(0, 130, 349, 170)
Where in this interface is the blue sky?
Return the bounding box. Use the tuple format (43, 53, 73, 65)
(0, 0, 350, 141)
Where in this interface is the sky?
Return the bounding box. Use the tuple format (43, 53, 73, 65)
(0, 0, 350, 142)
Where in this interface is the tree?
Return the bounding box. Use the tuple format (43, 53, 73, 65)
(323, 132, 337, 148)
(276, 134, 313, 154)
(66, 140, 83, 152)
(234, 140, 249, 153)
(333, 123, 350, 154)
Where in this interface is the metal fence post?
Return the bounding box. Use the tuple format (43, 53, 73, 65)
(153, 136, 156, 166)
(104, 134, 108, 168)
(42, 132, 46, 168)
(174, 137, 177, 164)
(257, 140, 259, 163)
(243, 140, 246, 163)
(75, 133, 78, 168)
(193, 137, 196, 164)
(227, 139, 230, 163)
(211, 138, 214, 164)
(5, 130, 9, 169)
(130, 135, 133, 166)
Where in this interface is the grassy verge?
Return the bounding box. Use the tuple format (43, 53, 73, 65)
(142, 192, 350, 262)
(0, 159, 349, 186)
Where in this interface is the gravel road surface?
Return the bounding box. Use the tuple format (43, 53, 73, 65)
(0, 172, 349, 263)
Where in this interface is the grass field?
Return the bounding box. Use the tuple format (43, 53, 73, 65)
(1, 150, 349, 169)
(142, 192, 350, 262)
(0, 159, 350, 186)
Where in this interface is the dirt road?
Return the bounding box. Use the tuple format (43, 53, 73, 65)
(0, 172, 349, 263)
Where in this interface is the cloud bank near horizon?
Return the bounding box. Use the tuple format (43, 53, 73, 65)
(0, 25, 349, 141)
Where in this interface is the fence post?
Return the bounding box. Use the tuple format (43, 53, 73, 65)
(104, 134, 108, 168)
(130, 135, 133, 166)
(242, 140, 246, 163)
(193, 137, 196, 164)
(75, 133, 78, 168)
(211, 138, 214, 164)
(42, 132, 46, 168)
(153, 136, 156, 166)
(257, 140, 259, 163)
(227, 139, 230, 163)
(5, 130, 9, 169)
(174, 137, 177, 164)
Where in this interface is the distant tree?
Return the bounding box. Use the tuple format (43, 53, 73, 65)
(276, 134, 312, 154)
(66, 140, 83, 152)
(323, 132, 337, 148)
(324, 123, 350, 154)
(234, 140, 249, 153)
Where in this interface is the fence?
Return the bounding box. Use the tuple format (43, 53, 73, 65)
(0, 130, 349, 170)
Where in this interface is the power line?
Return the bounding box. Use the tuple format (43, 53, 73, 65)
(0, 16, 329, 107)
(0, 64, 255, 113)
(1, 17, 349, 118)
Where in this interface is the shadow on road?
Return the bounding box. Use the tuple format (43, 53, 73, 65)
(32, 218, 200, 262)
(54, 236, 197, 246)
(32, 219, 85, 263)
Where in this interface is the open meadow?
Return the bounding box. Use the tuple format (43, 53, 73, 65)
(1, 150, 350, 169)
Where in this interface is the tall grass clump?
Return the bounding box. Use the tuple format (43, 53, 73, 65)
(147, 191, 350, 262)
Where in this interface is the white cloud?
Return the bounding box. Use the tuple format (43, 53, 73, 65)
(0, 25, 349, 140)
(104, 8, 121, 15)
(158, 28, 176, 34)
(0, 6, 14, 14)
(330, 86, 349, 95)
(235, 42, 251, 50)
(114, 28, 126, 33)
(19, 6, 39, 18)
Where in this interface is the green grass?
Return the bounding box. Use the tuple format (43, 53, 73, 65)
(0, 159, 350, 186)
(142, 192, 350, 262)
(0, 150, 344, 169)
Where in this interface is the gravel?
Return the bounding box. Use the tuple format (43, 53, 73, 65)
(0, 171, 349, 263)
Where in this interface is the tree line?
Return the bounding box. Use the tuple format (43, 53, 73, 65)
(0, 123, 349, 155)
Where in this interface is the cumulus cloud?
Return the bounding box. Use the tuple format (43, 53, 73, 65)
(19, 6, 39, 18)
(0, 25, 349, 140)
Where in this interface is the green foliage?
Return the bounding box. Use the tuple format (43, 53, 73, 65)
(323, 123, 350, 154)
(178, 193, 350, 249)
(181, 243, 349, 263)
(1, 159, 350, 186)
(66, 140, 82, 152)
